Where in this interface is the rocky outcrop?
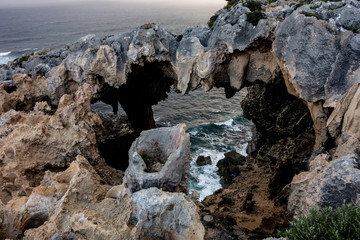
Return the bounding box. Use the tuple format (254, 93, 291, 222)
(0, 124, 203, 239)
(196, 155, 212, 166)
(216, 151, 246, 187)
(131, 187, 205, 240)
(289, 154, 360, 217)
(0, 0, 360, 239)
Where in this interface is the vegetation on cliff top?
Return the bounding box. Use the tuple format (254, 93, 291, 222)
(208, 14, 219, 28)
(278, 203, 360, 240)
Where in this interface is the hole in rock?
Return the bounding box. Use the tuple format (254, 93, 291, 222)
(152, 87, 253, 201)
(140, 141, 169, 173)
(91, 60, 176, 171)
(90, 104, 136, 171)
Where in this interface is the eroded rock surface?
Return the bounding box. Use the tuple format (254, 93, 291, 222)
(124, 124, 190, 194)
(0, 0, 360, 239)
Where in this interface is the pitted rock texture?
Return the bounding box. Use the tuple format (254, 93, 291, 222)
(130, 187, 205, 240)
(273, 6, 360, 103)
(123, 124, 191, 194)
(0, 83, 125, 209)
(289, 154, 360, 217)
(0, 0, 360, 239)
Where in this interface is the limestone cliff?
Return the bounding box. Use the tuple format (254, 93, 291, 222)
(1, 0, 360, 239)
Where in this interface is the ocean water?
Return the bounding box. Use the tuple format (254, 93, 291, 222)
(0, 0, 253, 200)
(0, 1, 222, 64)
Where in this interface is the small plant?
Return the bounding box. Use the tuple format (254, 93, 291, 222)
(141, 153, 152, 171)
(303, 11, 320, 19)
(268, 0, 277, 3)
(225, 0, 241, 9)
(294, 3, 304, 9)
(345, 26, 359, 34)
(245, 0, 262, 11)
(278, 203, 360, 240)
(176, 34, 183, 42)
(246, 11, 264, 25)
(208, 14, 219, 28)
(18, 55, 30, 67)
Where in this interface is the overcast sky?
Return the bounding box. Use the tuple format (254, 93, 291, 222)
(0, 0, 223, 8)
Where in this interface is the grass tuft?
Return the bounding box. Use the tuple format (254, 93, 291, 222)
(303, 11, 320, 19)
(345, 26, 359, 34)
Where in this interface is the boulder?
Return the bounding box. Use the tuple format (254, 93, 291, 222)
(289, 154, 360, 217)
(273, 9, 360, 103)
(196, 155, 212, 166)
(217, 151, 246, 187)
(123, 124, 191, 194)
(131, 187, 205, 240)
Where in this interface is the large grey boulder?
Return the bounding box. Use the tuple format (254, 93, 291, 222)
(288, 154, 360, 217)
(273, 8, 360, 103)
(123, 124, 191, 194)
(130, 187, 205, 240)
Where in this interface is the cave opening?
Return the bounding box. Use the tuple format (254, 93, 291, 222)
(92, 60, 176, 171)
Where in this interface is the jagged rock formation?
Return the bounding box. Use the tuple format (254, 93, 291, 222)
(0, 125, 203, 239)
(0, 0, 360, 238)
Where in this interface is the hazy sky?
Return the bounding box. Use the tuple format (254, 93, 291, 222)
(0, 0, 224, 8)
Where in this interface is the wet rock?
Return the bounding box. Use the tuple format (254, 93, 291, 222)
(196, 155, 212, 166)
(123, 124, 191, 194)
(217, 151, 245, 187)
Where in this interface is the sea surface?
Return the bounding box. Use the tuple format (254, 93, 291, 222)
(0, 0, 253, 201)
(0, 0, 222, 64)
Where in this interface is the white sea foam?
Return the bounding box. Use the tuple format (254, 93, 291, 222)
(0, 51, 11, 57)
(214, 118, 244, 132)
(214, 118, 234, 126)
(189, 149, 225, 201)
(0, 51, 15, 65)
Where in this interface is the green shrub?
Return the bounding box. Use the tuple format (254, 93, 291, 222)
(225, 0, 241, 9)
(246, 10, 264, 25)
(245, 0, 262, 11)
(18, 55, 30, 67)
(278, 204, 360, 240)
(268, 0, 277, 3)
(176, 34, 183, 42)
(208, 14, 219, 28)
